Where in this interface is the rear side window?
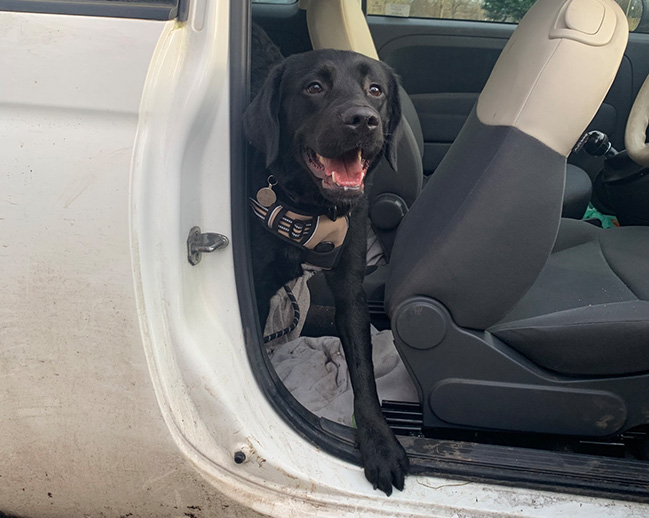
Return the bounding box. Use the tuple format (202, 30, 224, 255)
(0, 0, 180, 19)
(367, 0, 643, 32)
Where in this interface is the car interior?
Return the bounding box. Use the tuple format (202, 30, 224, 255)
(246, 0, 649, 500)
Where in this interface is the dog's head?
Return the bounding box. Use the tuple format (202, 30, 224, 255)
(244, 49, 402, 205)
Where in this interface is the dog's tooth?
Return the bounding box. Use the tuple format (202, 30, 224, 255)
(332, 171, 338, 185)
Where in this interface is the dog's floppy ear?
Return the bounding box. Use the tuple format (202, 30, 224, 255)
(383, 65, 403, 172)
(244, 62, 285, 168)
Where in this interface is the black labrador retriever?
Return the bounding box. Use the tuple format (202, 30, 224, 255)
(244, 48, 409, 495)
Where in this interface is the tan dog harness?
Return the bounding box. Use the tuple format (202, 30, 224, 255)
(249, 197, 350, 269)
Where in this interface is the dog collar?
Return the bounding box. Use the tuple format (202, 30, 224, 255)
(249, 197, 350, 269)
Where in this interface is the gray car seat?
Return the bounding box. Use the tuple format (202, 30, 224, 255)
(385, 0, 649, 437)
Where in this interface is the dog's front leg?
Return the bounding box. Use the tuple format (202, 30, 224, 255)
(325, 210, 409, 496)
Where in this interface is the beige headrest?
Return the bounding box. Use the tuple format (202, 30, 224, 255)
(303, 0, 379, 60)
(477, 0, 628, 157)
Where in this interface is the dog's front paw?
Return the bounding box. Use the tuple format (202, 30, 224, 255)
(358, 424, 409, 496)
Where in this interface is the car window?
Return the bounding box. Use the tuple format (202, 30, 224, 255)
(251, 0, 298, 4)
(0, 0, 179, 19)
(367, 0, 643, 32)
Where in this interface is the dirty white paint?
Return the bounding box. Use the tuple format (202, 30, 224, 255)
(0, 8, 263, 518)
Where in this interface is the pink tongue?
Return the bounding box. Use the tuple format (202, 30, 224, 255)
(321, 152, 364, 187)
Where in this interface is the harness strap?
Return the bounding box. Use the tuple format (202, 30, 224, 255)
(263, 284, 300, 344)
(249, 198, 350, 269)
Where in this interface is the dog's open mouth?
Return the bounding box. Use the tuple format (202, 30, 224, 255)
(304, 147, 370, 191)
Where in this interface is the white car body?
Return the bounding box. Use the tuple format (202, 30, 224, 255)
(1, 1, 648, 516)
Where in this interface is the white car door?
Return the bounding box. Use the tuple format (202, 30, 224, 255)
(0, 2, 261, 517)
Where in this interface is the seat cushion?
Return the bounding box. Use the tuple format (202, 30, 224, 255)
(598, 224, 649, 299)
(490, 220, 649, 375)
(491, 301, 649, 375)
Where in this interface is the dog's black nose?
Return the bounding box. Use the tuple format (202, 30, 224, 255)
(342, 107, 379, 133)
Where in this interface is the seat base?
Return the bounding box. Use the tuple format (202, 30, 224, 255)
(392, 296, 649, 436)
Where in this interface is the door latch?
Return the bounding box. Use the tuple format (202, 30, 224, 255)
(187, 226, 229, 265)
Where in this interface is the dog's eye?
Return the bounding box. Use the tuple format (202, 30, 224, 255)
(368, 84, 383, 97)
(306, 82, 323, 94)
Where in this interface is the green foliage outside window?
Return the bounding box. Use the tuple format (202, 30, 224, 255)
(367, 0, 642, 30)
(482, 0, 535, 22)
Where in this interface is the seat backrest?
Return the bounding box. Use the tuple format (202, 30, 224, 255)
(385, 0, 628, 329)
(303, 0, 424, 258)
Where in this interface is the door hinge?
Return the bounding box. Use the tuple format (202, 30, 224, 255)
(187, 226, 229, 265)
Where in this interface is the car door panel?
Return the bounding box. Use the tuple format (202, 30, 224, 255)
(369, 19, 504, 174)
(410, 92, 478, 174)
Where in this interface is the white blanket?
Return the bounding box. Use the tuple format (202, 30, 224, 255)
(265, 274, 418, 426)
